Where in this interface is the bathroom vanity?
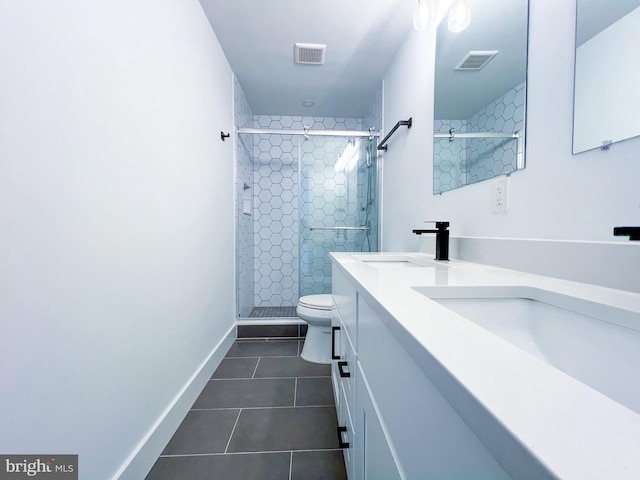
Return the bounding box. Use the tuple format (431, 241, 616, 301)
(330, 253, 640, 479)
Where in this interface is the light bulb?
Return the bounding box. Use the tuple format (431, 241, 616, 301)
(413, 0, 430, 31)
(448, 0, 471, 33)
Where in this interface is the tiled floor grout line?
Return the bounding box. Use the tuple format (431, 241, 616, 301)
(251, 357, 261, 378)
(228, 352, 301, 356)
(289, 451, 293, 480)
(226, 355, 302, 359)
(293, 377, 298, 406)
(190, 404, 335, 412)
(223, 409, 242, 454)
(209, 375, 330, 381)
(235, 337, 305, 342)
(265, 337, 305, 342)
(160, 448, 345, 458)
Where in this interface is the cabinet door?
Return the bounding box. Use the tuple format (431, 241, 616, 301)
(355, 365, 405, 480)
(331, 308, 342, 401)
(332, 312, 356, 479)
(332, 265, 357, 347)
(357, 297, 511, 480)
(338, 382, 355, 480)
(332, 301, 357, 419)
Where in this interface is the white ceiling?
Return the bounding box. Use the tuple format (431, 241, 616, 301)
(198, 0, 414, 118)
(576, 0, 639, 45)
(197, 0, 640, 121)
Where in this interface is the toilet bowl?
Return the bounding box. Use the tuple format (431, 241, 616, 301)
(297, 294, 333, 364)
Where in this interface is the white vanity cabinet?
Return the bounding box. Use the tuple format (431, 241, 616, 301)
(332, 264, 510, 480)
(332, 266, 402, 480)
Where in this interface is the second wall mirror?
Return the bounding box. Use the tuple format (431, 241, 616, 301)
(433, 0, 529, 194)
(573, 0, 640, 153)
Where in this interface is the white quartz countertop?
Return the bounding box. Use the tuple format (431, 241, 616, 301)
(330, 252, 640, 480)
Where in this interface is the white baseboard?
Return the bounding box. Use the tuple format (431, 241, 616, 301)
(113, 324, 236, 480)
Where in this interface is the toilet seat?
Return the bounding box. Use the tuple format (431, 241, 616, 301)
(298, 294, 333, 311)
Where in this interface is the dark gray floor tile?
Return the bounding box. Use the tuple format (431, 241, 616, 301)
(255, 356, 331, 378)
(296, 377, 335, 406)
(161, 409, 239, 455)
(227, 406, 339, 452)
(193, 378, 295, 409)
(226, 340, 299, 358)
(212, 357, 258, 379)
(146, 452, 291, 480)
(291, 450, 347, 480)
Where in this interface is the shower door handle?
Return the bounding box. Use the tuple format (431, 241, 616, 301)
(309, 226, 369, 231)
(331, 326, 340, 360)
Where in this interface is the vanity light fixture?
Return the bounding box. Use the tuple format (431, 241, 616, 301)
(413, 0, 431, 31)
(448, 0, 471, 32)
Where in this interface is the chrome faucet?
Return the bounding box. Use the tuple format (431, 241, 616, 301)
(412, 221, 450, 261)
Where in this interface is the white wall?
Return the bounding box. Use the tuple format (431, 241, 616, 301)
(0, 1, 235, 478)
(381, 0, 640, 289)
(380, 28, 435, 252)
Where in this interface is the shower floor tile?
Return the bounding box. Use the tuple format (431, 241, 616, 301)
(249, 306, 298, 318)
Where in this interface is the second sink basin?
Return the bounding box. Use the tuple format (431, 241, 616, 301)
(352, 254, 445, 268)
(412, 285, 640, 414)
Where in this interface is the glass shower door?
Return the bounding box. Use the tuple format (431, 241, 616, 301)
(299, 136, 379, 296)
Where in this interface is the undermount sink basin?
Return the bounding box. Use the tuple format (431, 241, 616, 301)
(412, 285, 640, 414)
(352, 254, 446, 268)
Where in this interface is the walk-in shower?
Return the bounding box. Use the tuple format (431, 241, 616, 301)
(235, 121, 380, 319)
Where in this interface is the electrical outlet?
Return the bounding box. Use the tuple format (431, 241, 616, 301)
(492, 177, 509, 213)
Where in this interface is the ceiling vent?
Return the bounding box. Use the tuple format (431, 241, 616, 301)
(455, 50, 499, 71)
(294, 43, 326, 65)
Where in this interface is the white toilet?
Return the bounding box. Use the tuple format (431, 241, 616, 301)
(297, 294, 334, 364)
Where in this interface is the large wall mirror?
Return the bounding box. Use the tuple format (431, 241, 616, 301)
(573, 0, 640, 153)
(433, 0, 529, 194)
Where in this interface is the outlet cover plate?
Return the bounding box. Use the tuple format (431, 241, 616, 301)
(492, 177, 509, 213)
